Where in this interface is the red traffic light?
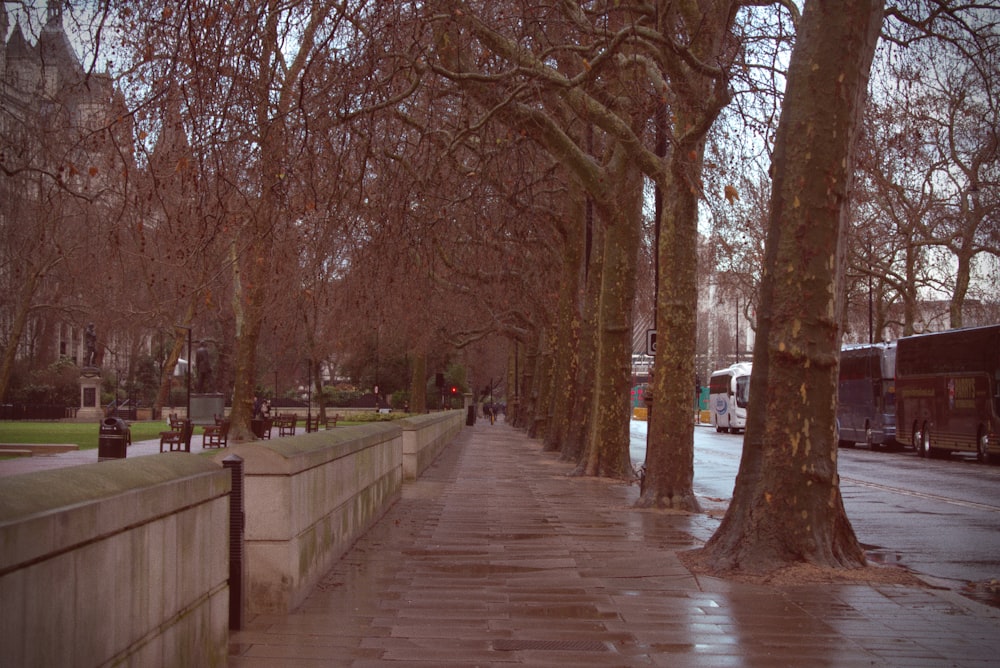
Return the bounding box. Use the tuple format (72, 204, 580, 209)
(450, 386, 457, 395)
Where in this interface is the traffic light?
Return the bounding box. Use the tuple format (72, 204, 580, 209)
(450, 386, 457, 395)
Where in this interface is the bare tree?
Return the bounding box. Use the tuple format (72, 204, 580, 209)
(698, 0, 883, 574)
(853, 19, 999, 336)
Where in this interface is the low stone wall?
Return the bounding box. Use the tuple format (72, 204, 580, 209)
(401, 411, 465, 480)
(214, 409, 464, 614)
(217, 422, 405, 615)
(0, 455, 231, 667)
(0, 408, 466, 659)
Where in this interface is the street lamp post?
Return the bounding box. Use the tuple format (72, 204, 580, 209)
(176, 325, 192, 419)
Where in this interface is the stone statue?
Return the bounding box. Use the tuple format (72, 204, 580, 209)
(195, 340, 212, 393)
(84, 323, 97, 367)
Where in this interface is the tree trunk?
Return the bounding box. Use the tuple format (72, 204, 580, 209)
(638, 0, 738, 510)
(699, 0, 883, 574)
(544, 189, 586, 453)
(580, 150, 641, 479)
(949, 249, 971, 329)
(516, 332, 539, 430)
(529, 328, 555, 441)
(562, 198, 602, 466)
(410, 352, 427, 414)
(639, 148, 703, 510)
(229, 235, 269, 442)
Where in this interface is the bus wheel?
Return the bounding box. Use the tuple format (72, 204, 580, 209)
(920, 425, 932, 458)
(913, 423, 924, 456)
(865, 423, 876, 450)
(977, 428, 990, 464)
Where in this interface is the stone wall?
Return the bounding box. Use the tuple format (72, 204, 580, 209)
(217, 422, 404, 615)
(0, 408, 466, 660)
(401, 411, 464, 480)
(0, 456, 231, 667)
(218, 409, 465, 614)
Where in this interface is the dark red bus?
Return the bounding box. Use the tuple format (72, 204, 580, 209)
(896, 325, 1000, 462)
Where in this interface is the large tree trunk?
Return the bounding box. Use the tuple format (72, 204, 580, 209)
(949, 250, 972, 329)
(639, 0, 738, 510)
(580, 150, 641, 479)
(528, 328, 555, 440)
(544, 188, 586, 453)
(410, 352, 427, 414)
(699, 0, 883, 574)
(639, 151, 703, 510)
(229, 233, 270, 442)
(562, 197, 602, 466)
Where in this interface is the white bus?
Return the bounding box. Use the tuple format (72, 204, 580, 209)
(709, 362, 752, 433)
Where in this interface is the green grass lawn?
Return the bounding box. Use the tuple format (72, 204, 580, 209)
(0, 421, 170, 450)
(0, 414, 391, 453)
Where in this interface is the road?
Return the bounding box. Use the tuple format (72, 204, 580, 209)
(630, 420, 1000, 597)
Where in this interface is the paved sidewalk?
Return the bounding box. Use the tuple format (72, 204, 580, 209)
(228, 421, 999, 667)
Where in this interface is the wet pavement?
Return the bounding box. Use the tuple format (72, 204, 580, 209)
(4, 422, 999, 665)
(227, 421, 1000, 667)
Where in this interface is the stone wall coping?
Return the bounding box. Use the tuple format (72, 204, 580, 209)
(397, 410, 462, 431)
(218, 422, 402, 475)
(0, 455, 229, 572)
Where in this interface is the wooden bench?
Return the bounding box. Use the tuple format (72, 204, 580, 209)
(159, 419, 193, 453)
(202, 419, 230, 449)
(275, 414, 297, 437)
(304, 413, 340, 432)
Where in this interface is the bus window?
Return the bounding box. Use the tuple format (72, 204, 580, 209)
(735, 376, 750, 408)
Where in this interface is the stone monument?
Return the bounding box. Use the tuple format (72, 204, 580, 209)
(77, 323, 102, 420)
(191, 340, 224, 425)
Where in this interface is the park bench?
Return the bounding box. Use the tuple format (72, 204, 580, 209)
(202, 419, 230, 449)
(159, 419, 193, 453)
(275, 414, 297, 437)
(305, 413, 340, 432)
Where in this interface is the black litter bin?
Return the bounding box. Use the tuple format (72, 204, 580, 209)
(466, 405, 476, 426)
(98, 417, 129, 461)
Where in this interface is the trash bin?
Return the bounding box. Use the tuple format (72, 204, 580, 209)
(466, 405, 476, 426)
(98, 417, 129, 461)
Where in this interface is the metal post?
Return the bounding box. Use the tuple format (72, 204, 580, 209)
(222, 454, 245, 630)
(175, 325, 192, 419)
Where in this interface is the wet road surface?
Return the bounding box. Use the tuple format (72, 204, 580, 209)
(632, 421, 1000, 602)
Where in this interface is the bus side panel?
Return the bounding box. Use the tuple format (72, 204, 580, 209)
(933, 374, 989, 453)
(897, 325, 1000, 457)
(709, 389, 729, 428)
(709, 373, 732, 430)
(897, 376, 934, 450)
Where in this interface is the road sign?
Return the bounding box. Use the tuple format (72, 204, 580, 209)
(646, 329, 656, 356)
